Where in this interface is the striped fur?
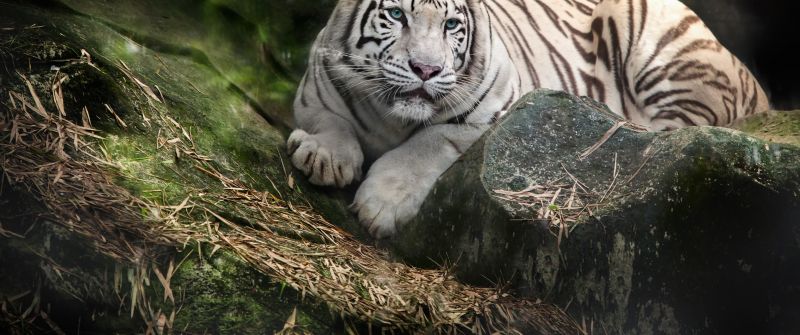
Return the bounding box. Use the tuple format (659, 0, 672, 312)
(288, 0, 769, 237)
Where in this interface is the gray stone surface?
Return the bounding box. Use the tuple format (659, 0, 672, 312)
(395, 89, 800, 334)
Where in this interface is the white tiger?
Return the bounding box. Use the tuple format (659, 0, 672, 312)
(287, 0, 769, 238)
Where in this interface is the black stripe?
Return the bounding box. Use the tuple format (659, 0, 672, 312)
(378, 39, 396, 58)
(636, 0, 648, 46)
(485, 3, 541, 87)
(299, 72, 310, 107)
(313, 71, 337, 114)
(343, 95, 370, 131)
(356, 1, 386, 49)
(638, 15, 701, 77)
(652, 109, 698, 127)
(659, 99, 717, 125)
(592, 18, 610, 70)
(461, 4, 478, 74)
(341, 2, 362, 55)
(580, 70, 605, 101)
(534, 0, 566, 37)
(643, 89, 691, 106)
(445, 137, 464, 155)
(565, 22, 597, 64)
(447, 68, 500, 124)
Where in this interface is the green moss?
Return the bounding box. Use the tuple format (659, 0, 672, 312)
(354, 281, 370, 301)
(731, 110, 800, 146)
(1, 2, 354, 332)
(57, 0, 324, 124)
(101, 135, 173, 200)
(166, 249, 335, 334)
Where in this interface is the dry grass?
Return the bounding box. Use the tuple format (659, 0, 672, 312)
(493, 156, 624, 248)
(0, 69, 582, 334)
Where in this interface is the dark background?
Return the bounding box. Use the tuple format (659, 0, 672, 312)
(675, 0, 798, 110)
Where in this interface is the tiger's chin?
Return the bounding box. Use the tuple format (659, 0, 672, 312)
(387, 96, 438, 122)
(387, 87, 445, 121)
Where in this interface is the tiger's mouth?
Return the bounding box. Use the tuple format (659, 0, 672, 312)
(387, 86, 442, 121)
(398, 88, 435, 102)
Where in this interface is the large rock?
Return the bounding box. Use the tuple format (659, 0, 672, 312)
(395, 89, 800, 334)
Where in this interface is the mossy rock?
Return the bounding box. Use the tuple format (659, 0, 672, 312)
(0, 1, 354, 333)
(395, 89, 800, 334)
(731, 110, 800, 146)
(55, 0, 336, 125)
(0, 187, 335, 333)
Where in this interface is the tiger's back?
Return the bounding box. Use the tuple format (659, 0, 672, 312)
(486, 0, 769, 129)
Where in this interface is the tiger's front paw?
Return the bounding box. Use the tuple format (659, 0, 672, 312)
(287, 129, 363, 188)
(351, 172, 427, 238)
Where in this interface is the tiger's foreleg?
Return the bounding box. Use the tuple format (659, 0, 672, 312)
(351, 123, 489, 238)
(288, 68, 365, 188)
(287, 122, 363, 188)
(287, 113, 364, 188)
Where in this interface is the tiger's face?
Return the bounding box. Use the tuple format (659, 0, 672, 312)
(334, 0, 477, 121)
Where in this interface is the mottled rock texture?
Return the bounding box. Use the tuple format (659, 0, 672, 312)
(395, 89, 800, 334)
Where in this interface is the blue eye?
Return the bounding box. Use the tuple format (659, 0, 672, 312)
(388, 8, 404, 20)
(445, 18, 460, 30)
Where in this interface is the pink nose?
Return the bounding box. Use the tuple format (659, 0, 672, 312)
(409, 60, 442, 81)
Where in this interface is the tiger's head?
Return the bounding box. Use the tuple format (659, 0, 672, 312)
(323, 0, 485, 122)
